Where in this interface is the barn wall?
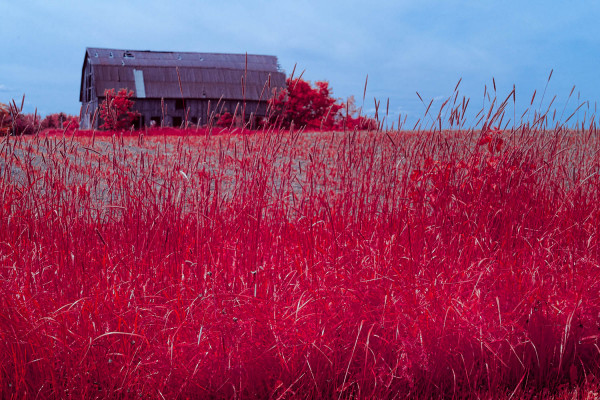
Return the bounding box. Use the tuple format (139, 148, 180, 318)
(85, 98, 270, 130)
(133, 98, 270, 127)
(80, 99, 99, 129)
(80, 61, 99, 129)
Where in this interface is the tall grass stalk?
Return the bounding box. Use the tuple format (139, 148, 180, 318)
(0, 91, 599, 398)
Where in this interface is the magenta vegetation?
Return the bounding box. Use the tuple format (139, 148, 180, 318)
(1, 101, 600, 398)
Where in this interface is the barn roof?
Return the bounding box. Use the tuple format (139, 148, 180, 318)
(80, 47, 286, 102)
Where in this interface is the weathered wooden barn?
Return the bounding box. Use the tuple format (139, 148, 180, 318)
(79, 47, 286, 129)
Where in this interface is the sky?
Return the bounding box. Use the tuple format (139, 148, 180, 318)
(1, 0, 600, 129)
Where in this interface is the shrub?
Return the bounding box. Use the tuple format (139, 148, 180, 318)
(0, 96, 43, 135)
(343, 113, 379, 131)
(99, 88, 139, 131)
(0, 102, 9, 135)
(215, 112, 234, 128)
(40, 112, 79, 131)
(11, 113, 40, 135)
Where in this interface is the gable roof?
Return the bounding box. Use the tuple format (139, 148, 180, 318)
(80, 47, 286, 102)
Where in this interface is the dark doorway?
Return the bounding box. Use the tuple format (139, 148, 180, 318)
(150, 116, 161, 127)
(133, 115, 145, 130)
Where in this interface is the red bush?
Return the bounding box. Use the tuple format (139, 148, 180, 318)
(343, 114, 379, 130)
(12, 113, 40, 135)
(99, 88, 139, 131)
(215, 112, 234, 128)
(0, 102, 10, 135)
(0, 101, 39, 135)
(41, 112, 79, 131)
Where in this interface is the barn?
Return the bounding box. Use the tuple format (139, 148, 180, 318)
(79, 47, 286, 129)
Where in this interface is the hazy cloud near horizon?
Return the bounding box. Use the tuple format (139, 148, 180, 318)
(1, 0, 599, 127)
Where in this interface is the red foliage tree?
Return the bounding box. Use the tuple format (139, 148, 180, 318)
(99, 89, 139, 131)
(268, 78, 343, 130)
(267, 78, 378, 131)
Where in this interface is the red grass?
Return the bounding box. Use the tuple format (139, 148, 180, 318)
(1, 111, 600, 398)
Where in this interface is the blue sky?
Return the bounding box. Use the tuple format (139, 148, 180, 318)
(1, 0, 599, 128)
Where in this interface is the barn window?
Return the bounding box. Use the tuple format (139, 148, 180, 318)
(175, 99, 185, 110)
(109, 51, 114, 58)
(124, 51, 135, 58)
(133, 70, 146, 98)
(85, 73, 92, 102)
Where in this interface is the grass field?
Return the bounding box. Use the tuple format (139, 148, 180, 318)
(1, 123, 599, 398)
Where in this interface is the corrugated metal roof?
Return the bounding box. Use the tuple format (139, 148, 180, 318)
(87, 48, 281, 71)
(82, 47, 286, 101)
